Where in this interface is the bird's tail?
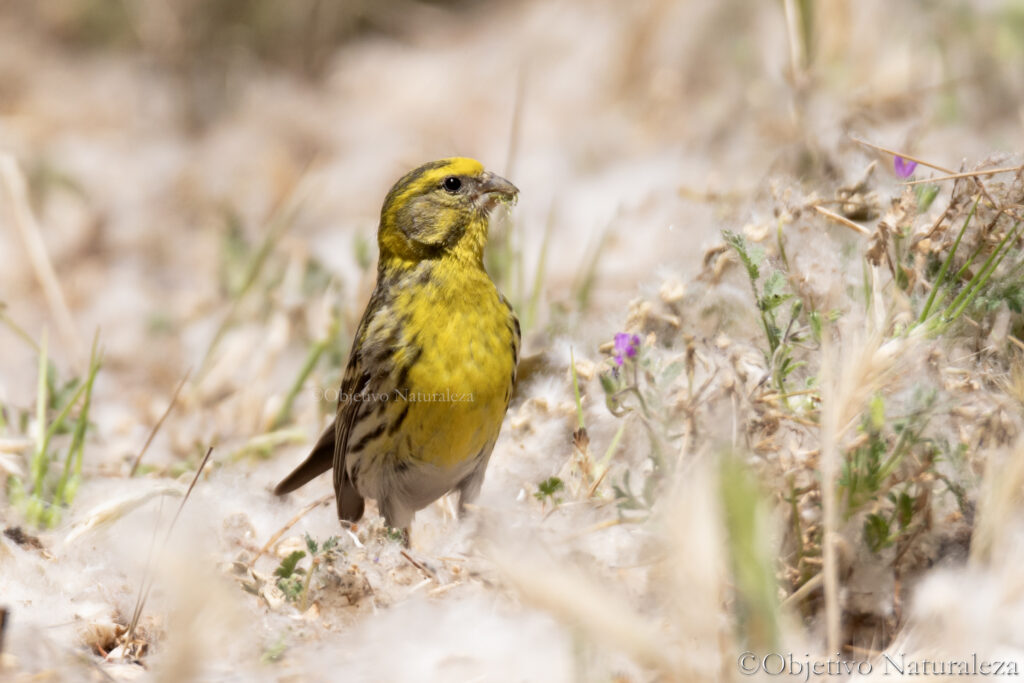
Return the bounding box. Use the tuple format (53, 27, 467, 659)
(273, 422, 335, 494)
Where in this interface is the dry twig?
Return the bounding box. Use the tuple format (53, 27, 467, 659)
(130, 368, 192, 476)
(247, 493, 332, 569)
(0, 154, 80, 359)
(813, 204, 871, 235)
(126, 446, 215, 646)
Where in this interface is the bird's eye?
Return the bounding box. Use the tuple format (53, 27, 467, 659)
(442, 176, 462, 193)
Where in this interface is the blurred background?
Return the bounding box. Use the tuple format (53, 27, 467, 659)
(1, 0, 1022, 380)
(1, 0, 1024, 680)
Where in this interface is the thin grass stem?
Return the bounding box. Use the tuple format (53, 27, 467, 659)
(919, 194, 979, 323)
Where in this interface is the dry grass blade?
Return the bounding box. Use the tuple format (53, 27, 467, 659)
(126, 446, 214, 644)
(780, 572, 823, 610)
(0, 154, 80, 360)
(0, 437, 33, 454)
(970, 443, 1024, 566)
(198, 161, 318, 376)
(63, 485, 185, 545)
(817, 290, 915, 652)
(493, 550, 679, 678)
(248, 493, 332, 569)
(503, 65, 527, 180)
(0, 304, 39, 352)
(818, 332, 842, 655)
(0, 437, 30, 478)
(848, 136, 956, 174)
(0, 453, 24, 478)
(129, 368, 192, 476)
(782, 0, 806, 82)
(813, 204, 871, 235)
(400, 549, 437, 581)
(903, 165, 1024, 185)
(847, 137, 1017, 217)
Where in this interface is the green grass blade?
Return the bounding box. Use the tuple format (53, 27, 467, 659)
(599, 420, 627, 469)
(573, 228, 610, 312)
(524, 206, 554, 332)
(271, 317, 339, 430)
(200, 190, 306, 375)
(31, 329, 49, 499)
(954, 239, 987, 281)
(919, 194, 979, 323)
(720, 455, 780, 650)
(53, 332, 102, 514)
(41, 374, 91, 449)
(943, 220, 1021, 322)
(0, 306, 40, 352)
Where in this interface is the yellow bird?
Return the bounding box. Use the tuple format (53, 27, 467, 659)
(274, 158, 520, 541)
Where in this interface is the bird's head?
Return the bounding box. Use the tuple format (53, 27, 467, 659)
(378, 158, 518, 265)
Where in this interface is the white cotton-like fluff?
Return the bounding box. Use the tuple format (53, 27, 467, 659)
(273, 596, 572, 683)
(1, 0, 1022, 679)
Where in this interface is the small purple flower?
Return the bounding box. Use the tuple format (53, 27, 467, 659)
(894, 156, 918, 178)
(613, 332, 641, 366)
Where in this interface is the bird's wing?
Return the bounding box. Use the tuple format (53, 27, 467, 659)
(332, 359, 370, 522)
(331, 284, 402, 521)
(273, 286, 386, 506)
(271, 348, 367, 498)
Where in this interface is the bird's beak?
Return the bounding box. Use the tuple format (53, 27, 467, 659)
(477, 171, 519, 211)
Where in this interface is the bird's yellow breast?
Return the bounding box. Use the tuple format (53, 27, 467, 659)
(391, 264, 516, 468)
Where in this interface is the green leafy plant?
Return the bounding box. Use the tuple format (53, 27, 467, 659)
(273, 534, 340, 611)
(598, 334, 687, 513)
(274, 549, 307, 601)
(723, 230, 808, 394)
(534, 476, 565, 508)
(863, 490, 916, 553)
(261, 634, 288, 663)
(837, 391, 938, 554)
(914, 183, 941, 212)
(611, 469, 658, 512)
